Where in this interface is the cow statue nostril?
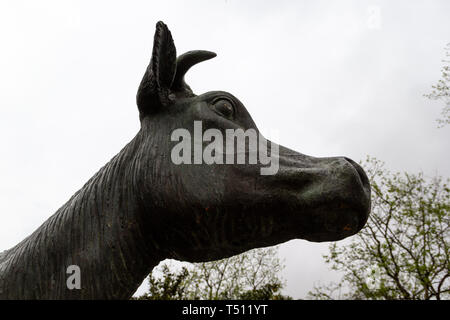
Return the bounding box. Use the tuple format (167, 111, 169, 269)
(343, 157, 371, 191)
(341, 157, 372, 231)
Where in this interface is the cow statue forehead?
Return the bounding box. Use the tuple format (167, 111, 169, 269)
(0, 21, 371, 299)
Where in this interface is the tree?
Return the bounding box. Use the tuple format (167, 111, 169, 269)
(136, 246, 292, 300)
(308, 156, 449, 300)
(134, 264, 191, 300)
(425, 43, 450, 127)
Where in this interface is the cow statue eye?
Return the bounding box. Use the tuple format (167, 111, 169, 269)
(212, 98, 235, 119)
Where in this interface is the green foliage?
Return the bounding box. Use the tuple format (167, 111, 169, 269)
(136, 246, 292, 300)
(239, 283, 292, 300)
(425, 43, 450, 127)
(308, 156, 449, 300)
(134, 265, 190, 300)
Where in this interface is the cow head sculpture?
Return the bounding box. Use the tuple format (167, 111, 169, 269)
(135, 21, 371, 263)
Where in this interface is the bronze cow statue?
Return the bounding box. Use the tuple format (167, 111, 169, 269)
(0, 21, 370, 299)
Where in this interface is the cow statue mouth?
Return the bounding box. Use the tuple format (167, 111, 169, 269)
(264, 153, 371, 242)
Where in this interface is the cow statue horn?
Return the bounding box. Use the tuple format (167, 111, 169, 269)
(171, 50, 217, 95)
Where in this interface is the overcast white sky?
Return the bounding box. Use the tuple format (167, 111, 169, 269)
(0, 0, 449, 299)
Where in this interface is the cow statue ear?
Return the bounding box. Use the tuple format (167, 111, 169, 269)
(136, 21, 177, 118)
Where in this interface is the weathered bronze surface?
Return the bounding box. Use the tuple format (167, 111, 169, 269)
(0, 22, 370, 299)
